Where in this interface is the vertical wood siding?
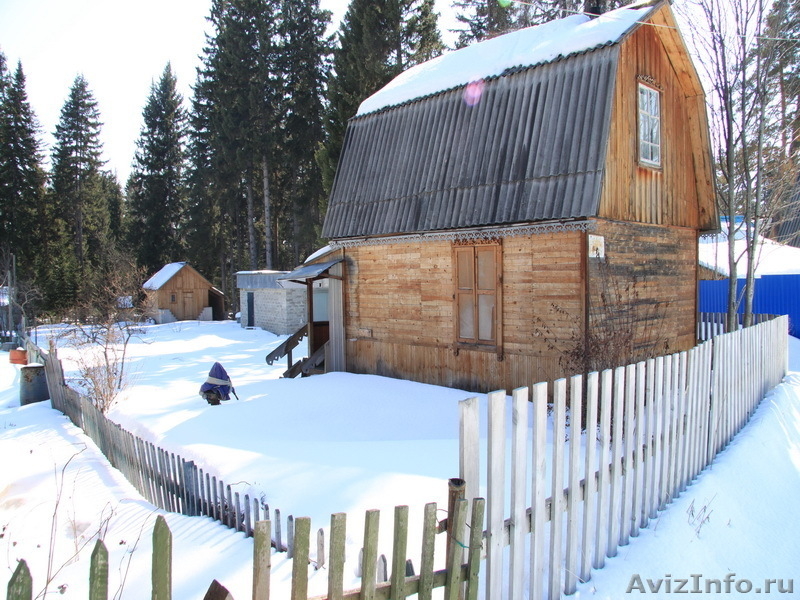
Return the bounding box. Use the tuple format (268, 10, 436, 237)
(342, 219, 697, 392)
(153, 266, 216, 321)
(599, 21, 705, 229)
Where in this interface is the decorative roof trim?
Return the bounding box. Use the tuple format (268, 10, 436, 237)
(329, 220, 594, 249)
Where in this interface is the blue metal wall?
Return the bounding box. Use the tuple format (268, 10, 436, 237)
(699, 275, 799, 336)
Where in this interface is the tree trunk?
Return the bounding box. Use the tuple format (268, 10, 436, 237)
(246, 176, 257, 270)
(262, 156, 273, 269)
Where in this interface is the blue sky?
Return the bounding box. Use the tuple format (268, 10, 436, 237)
(0, 0, 455, 185)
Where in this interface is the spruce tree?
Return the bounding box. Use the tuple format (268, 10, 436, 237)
(0, 58, 46, 280)
(318, 0, 442, 204)
(451, 0, 516, 47)
(49, 75, 113, 309)
(277, 0, 330, 264)
(126, 64, 188, 274)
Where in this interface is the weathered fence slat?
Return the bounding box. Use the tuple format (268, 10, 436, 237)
(459, 397, 480, 517)
(486, 390, 506, 600)
(564, 375, 583, 595)
(89, 539, 109, 600)
(547, 378, 567, 598)
(390, 506, 409, 599)
(152, 515, 172, 600)
(509, 387, 528, 600)
(7, 559, 32, 600)
(418, 503, 437, 600)
(290, 517, 310, 600)
(328, 513, 347, 600)
(593, 369, 612, 569)
(580, 371, 599, 582)
(253, 520, 272, 600)
(530, 382, 548, 600)
(361, 509, 380, 599)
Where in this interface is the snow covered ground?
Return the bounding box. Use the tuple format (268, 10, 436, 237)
(2, 321, 799, 598)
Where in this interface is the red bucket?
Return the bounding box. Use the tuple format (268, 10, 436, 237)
(9, 349, 27, 365)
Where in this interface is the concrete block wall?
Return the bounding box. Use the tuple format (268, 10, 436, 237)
(241, 288, 307, 335)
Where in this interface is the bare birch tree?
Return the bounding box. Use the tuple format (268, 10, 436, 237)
(681, 0, 799, 330)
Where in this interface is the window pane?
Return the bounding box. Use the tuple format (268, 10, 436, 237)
(457, 249, 474, 290)
(476, 248, 496, 290)
(638, 84, 661, 166)
(478, 294, 495, 341)
(459, 293, 475, 339)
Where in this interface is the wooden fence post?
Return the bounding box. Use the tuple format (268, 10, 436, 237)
(444, 498, 467, 600)
(446, 478, 465, 559)
(253, 520, 272, 600)
(6, 560, 32, 600)
(89, 539, 109, 600)
(152, 515, 172, 600)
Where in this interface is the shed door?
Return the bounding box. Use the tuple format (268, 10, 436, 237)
(182, 291, 194, 321)
(247, 292, 255, 327)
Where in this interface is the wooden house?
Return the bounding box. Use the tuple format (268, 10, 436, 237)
(143, 263, 225, 323)
(311, 0, 717, 392)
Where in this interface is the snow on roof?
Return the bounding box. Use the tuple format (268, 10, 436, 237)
(142, 262, 186, 291)
(304, 245, 334, 264)
(357, 0, 657, 116)
(699, 231, 800, 278)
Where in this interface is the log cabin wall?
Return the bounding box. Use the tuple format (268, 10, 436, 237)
(342, 230, 587, 393)
(599, 17, 705, 230)
(588, 219, 698, 363)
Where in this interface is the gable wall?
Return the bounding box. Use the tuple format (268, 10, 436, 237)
(599, 22, 702, 228)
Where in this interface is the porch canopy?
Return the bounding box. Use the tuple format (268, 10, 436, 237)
(277, 259, 342, 285)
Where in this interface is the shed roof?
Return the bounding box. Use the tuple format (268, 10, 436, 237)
(143, 262, 186, 291)
(322, 2, 674, 241)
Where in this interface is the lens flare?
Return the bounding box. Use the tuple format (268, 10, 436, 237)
(498, 0, 513, 7)
(463, 79, 485, 107)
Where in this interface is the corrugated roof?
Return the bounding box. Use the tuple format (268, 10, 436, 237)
(357, 1, 656, 116)
(323, 45, 620, 240)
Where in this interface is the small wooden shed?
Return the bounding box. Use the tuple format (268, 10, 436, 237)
(143, 262, 225, 323)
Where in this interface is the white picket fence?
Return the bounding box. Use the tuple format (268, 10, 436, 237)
(459, 315, 788, 600)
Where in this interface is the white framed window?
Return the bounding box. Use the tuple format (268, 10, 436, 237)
(638, 83, 661, 167)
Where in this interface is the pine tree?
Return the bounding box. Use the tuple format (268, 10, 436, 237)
(402, 0, 445, 65)
(126, 64, 188, 275)
(0, 58, 46, 280)
(764, 0, 800, 158)
(451, 0, 516, 47)
(49, 75, 114, 309)
(276, 0, 330, 265)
